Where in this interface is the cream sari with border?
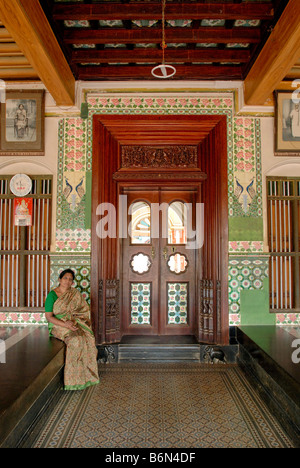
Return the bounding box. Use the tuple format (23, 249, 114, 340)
(50, 287, 100, 391)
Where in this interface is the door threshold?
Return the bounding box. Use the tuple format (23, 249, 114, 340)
(120, 335, 198, 345)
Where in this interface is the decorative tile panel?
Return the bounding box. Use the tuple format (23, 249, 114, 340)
(229, 118, 262, 218)
(131, 283, 151, 325)
(50, 254, 91, 304)
(229, 256, 269, 325)
(168, 283, 188, 325)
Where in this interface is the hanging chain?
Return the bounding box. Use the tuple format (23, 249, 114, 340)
(161, 0, 167, 64)
(152, 0, 176, 77)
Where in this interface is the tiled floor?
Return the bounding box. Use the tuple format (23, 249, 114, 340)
(29, 363, 295, 448)
(1, 325, 298, 448)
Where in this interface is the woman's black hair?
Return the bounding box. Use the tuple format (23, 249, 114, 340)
(59, 269, 75, 280)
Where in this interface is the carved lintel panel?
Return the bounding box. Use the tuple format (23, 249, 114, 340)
(113, 170, 207, 182)
(121, 146, 198, 168)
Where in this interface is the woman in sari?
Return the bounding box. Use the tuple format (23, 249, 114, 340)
(45, 269, 100, 391)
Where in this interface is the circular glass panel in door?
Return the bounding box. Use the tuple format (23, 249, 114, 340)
(130, 253, 152, 275)
(167, 253, 188, 274)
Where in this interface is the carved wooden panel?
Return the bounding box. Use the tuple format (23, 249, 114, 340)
(121, 146, 198, 168)
(105, 279, 120, 342)
(199, 279, 214, 340)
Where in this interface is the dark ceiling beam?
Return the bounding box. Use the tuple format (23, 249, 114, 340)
(64, 27, 260, 45)
(77, 64, 243, 80)
(53, 2, 274, 21)
(72, 48, 250, 64)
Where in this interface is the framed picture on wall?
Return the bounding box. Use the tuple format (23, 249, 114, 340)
(0, 89, 45, 155)
(275, 90, 300, 155)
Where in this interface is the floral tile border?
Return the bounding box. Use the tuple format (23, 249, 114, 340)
(229, 241, 264, 253)
(56, 229, 91, 252)
(86, 94, 235, 112)
(229, 314, 300, 327)
(276, 313, 300, 326)
(0, 312, 47, 325)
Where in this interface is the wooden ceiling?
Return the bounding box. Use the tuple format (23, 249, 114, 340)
(0, 21, 39, 80)
(41, 0, 280, 81)
(0, 0, 300, 106)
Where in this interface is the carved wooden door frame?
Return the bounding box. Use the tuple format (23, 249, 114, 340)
(91, 114, 229, 345)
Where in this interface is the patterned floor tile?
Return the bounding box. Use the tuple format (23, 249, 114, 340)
(30, 363, 294, 449)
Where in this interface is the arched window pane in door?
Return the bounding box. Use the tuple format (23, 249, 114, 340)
(168, 201, 187, 245)
(130, 201, 151, 244)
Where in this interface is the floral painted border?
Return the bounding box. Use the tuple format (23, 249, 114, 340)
(0, 312, 47, 325)
(276, 313, 300, 326)
(229, 241, 264, 253)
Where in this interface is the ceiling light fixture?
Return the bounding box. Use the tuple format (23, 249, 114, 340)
(151, 0, 176, 79)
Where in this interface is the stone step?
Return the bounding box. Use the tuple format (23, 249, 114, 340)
(118, 344, 201, 362)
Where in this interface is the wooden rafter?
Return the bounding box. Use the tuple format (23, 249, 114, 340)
(72, 48, 250, 64)
(0, 43, 24, 55)
(244, 0, 300, 105)
(77, 64, 243, 81)
(0, 68, 38, 79)
(64, 27, 261, 45)
(0, 24, 39, 79)
(0, 0, 75, 105)
(53, 2, 274, 21)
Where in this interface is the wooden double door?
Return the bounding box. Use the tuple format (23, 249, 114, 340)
(121, 188, 198, 336)
(91, 114, 229, 345)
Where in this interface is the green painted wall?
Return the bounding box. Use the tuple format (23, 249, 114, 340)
(240, 278, 276, 326)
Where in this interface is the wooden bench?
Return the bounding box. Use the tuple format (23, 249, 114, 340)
(0, 326, 65, 448)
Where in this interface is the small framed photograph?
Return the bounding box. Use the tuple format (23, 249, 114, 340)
(275, 90, 300, 155)
(0, 89, 45, 155)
